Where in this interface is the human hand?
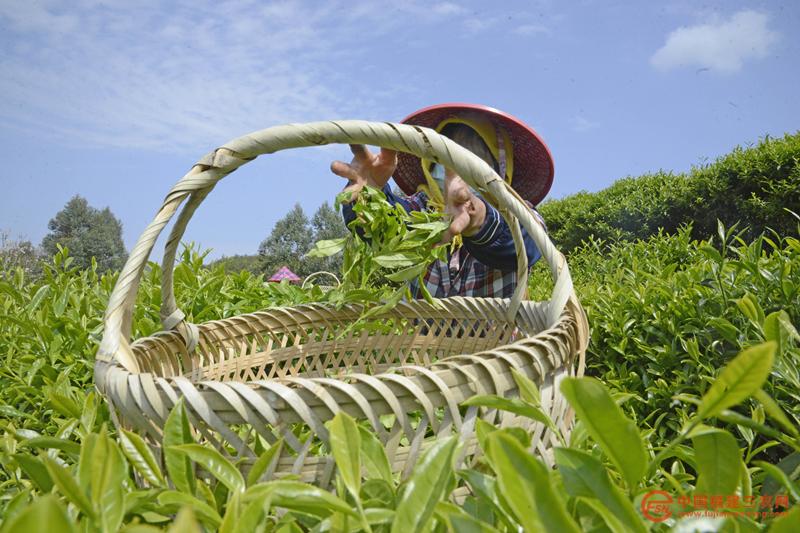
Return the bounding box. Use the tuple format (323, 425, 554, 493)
(330, 144, 397, 203)
(440, 169, 486, 244)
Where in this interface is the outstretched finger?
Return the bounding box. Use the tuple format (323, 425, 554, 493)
(439, 211, 470, 245)
(378, 147, 397, 163)
(330, 160, 359, 180)
(349, 144, 370, 159)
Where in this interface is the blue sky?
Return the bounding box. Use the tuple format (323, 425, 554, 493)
(1, 0, 797, 261)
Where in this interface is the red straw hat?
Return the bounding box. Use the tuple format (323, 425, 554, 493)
(394, 103, 554, 205)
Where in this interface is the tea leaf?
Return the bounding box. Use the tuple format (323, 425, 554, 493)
(735, 292, 764, 327)
(12, 454, 54, 493)
(329, 411, 361, 499)
(306, 238, 347, 258)
(560, 377, 647, 491)
(170, 444, 245, 494)
(754, 389, 799, 438)
(486, 431, 580, 533)
(358, 425, 393, 484)
(511, 368, 541, 407)
(42, 456, 95, 518)
(698, 342, 776, 419)
(2, 495, 76, 533)
(554, 448, 646, 533)
(119, 428, 165, 487)
(245, 480, 357, 518)
(692, 428, 741, 496)
(754, 461, 800, 501)
(163, 399, 196, 495)
(391, 436, 457, 533)
(246, 439, 283, 487)
(158, 491, 223, 529)
(434, 501, 501, 533)
(462, 394, 555, 431)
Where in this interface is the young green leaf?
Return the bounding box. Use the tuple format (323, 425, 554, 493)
(434, 501, 501, 533)
(119, 428, 166, 487)
(485, 431, 580, 533)
(12, 454, 54, 493)
(754, 389, 799, 438)
(754, 461, 800, 501)
(391, 436, 458, 533)
(163, 399, 196, 495)
(329, 412, 362, 499)
(761, 452, 800, 498)
(91, 434, 127, 533)
(42, 456, 95, 518)
(735, 292, 764, 327)
(158, 491, 223, 529)
(246, 438, 284, 487)
(2, 495, 76, 533)
(554, 448, 646, 533)
(692, 429, 741, 496)
(462, 394, 558, 435)
(511, 368, 542, 407)
(358, 425, 393, 484)
(245, 480, 357, 518)
(306, 238, 348, 258)
(457, 470, 518, 531)
(559, 377, 647, 491)
(372, 253, 417, 269)
(385, 263, 428, 282)
(18, 436, 81, 456)
(764, 310, 800, 355)
(170, 444, 245, 494)
(697, 342, 776, 419)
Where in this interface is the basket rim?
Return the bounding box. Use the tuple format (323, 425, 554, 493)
(96, 120, 578, 375)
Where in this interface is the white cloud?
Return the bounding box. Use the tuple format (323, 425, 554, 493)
(569, 115, 598, 132)
(513, 23, 550, 36)
(650, 10, 778, 73)
(431, 2, 466, 16)
(0, 0, 484, 152)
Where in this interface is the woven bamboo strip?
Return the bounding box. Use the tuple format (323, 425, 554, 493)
(94, 120, 589, 487)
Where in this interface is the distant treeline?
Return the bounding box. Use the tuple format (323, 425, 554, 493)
(538, 132, 800, 252)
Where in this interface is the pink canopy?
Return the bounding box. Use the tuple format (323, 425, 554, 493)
(268, 266, 301, 283)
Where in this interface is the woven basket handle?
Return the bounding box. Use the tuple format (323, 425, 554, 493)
(98, 121, 574, 372)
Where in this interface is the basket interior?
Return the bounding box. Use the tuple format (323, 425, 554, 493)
(129, 298, 550, 382)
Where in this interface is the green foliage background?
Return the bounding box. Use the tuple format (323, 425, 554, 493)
(0, 134, 799, 530)
(539, 133, 800, 253)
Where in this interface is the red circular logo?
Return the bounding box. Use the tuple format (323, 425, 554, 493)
(641, 490, 674, 523)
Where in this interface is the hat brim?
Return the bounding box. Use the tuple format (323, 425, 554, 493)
(394, 103, 554, 205)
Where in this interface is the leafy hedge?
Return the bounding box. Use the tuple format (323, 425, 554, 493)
(539, 132, 800, 252)
(530, 224, 800, 457)
(2, 233, 799, 529)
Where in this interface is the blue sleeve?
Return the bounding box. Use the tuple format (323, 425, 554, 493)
(462, 198, 544, 272)
(342, 184, 428, 227)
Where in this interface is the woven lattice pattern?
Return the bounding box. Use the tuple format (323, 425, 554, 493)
(94, 120, 590, 488)
(100, 298, 583, 485)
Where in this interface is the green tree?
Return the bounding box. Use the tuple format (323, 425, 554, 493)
(307, 201, 348, 275)
(41, 195, 128, 272)
(258, 203, 313, 277)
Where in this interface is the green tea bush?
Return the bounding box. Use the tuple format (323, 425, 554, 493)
(2, 343, 798, 531)
(539, 132, 800, 252)
(0, 245, 318, 481)
(531, 224, 800, 456)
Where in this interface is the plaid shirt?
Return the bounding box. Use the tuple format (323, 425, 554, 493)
(382, 186, 545, 299)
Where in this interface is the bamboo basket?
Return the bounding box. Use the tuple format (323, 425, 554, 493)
(94, 121, 589, 486)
